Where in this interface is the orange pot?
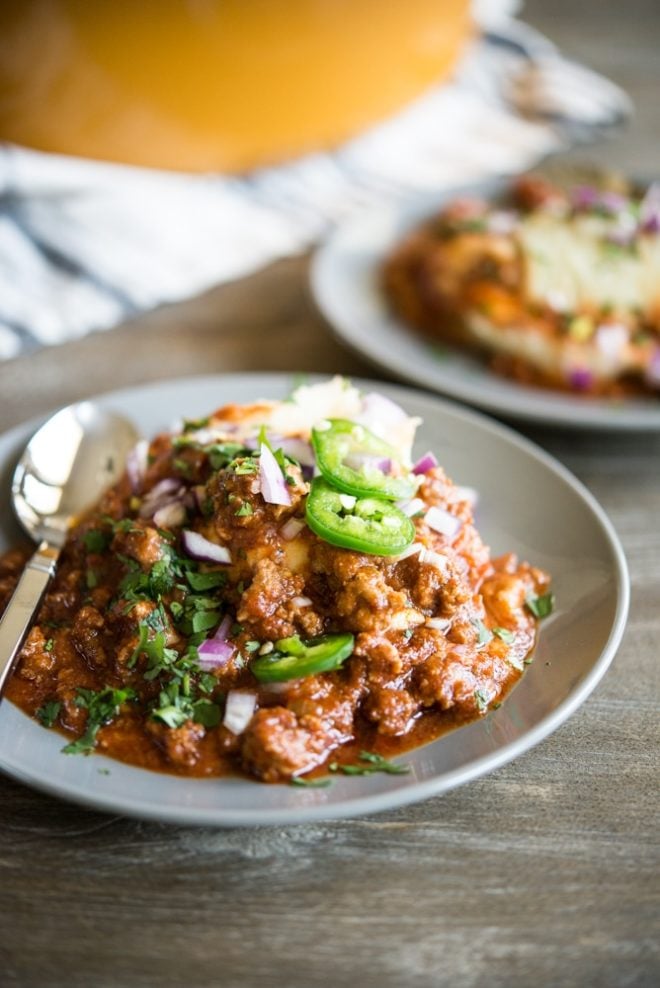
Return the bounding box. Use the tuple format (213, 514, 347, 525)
(0, 0, 473, 173)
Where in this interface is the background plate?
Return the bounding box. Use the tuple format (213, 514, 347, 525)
(311, 189, 660, 430)
(0, 373, 629, 825)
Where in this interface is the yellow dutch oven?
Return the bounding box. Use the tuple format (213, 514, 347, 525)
(0, 0, 473, 173)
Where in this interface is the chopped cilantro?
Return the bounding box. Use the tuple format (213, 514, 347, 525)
(83, 529, 111, 553)
(471, 618, 493, 645)
(235, 501, 253, 517)
(244, 641, 260, 653)
(525, 593, 555, 619)
(403, 629, 414, 642)
(331, 751, 410, 776)
(474, 688, 490, 712)
(182, 415, 210, 433)
(36, 700, 60, 727)
(85, 568, 98, 590)
(290, 777, 332, 789)
(493, 626, 516, 644)
(62, 686, 137, 755)
(44, 638, 54, 653)
(186, 569, 226, 591)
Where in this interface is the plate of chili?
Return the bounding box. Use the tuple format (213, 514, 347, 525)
(0, 374, 629, 825)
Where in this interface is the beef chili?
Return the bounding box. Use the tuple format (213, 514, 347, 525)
(0, 378, 552, 784)
(382, 174, 660, 397)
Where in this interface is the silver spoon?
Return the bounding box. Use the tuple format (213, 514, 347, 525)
(0, 401, 139, 696)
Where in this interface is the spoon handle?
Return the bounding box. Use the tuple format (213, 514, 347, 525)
(0, 541, 60, 696)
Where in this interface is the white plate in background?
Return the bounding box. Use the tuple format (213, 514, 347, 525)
(311, 193, 660, 430)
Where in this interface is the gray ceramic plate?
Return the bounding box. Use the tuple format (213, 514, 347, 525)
(0, 374, 629, 825)
(311, 194, 660, 430)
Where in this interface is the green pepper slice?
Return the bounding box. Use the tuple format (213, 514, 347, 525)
(312, 419, 416, 501)
(250, 633, 354, 682)
(305, 477, 415, 556)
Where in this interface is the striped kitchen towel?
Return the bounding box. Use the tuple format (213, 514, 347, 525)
(0, 5, 630, 359)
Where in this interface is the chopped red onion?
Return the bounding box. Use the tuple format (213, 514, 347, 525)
(412, 452, 438, 475)
(138, 478, 183, 518)
(197, 638, 235, 669)
(356, 392, 408, 439)
(645, 348, 660, 388)
(181, 529, 231, 564)
(279, 437, 315, 467)
(281, 517, 305, 540)
(223, 691, 257, 735)
(568, 367, 593, 391)
(259, 443, 292, 506)
(126, 439, 149, 492)
(640, 183, 660, 234)
(153, 501, 187, 529)
(424, 506, 463, 539)
(396, 497, 425, 517)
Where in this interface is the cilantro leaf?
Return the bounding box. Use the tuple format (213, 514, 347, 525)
(62, 686, 137, 755)
(36, 700, 61, 728)
(525, 593, 555, 619)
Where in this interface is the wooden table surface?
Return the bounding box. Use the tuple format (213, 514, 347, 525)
(1, 2, 658, 986)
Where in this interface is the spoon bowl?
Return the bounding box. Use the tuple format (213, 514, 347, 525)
(0, 401, 139, 695)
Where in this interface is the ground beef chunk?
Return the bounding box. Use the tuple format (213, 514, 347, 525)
(114, 524, 164, 569)
(15, 627, 56, 685)
(414, 649, 479, 711)
(237, 557, 306, 640)
(363, 687, 417, 736)
(69, 605, 108, 670)
(147, 720, 206, 769)
(241, 707, 334, 782)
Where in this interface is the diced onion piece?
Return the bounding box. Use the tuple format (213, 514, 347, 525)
(182, 529, 231, 564)
(139, 478, 183, 518)
(412, 452, 439, 475)
(426, 617, 451, 633)
(126, 439, 149, 492)
(424, 506, 463, 539)
(640, 184, 660, 234)
(281, 517, 305, 541)
(259, 443, 292, 506)
(419, 548, 448, 573)
(357, 393, 408, 438)
(197, 638, 235, 669)
(280, 437, 315, 467)
(396, 497, 425, 517)
(568, 367, 593, 391)
(595, 323, 628, 361)
(291, 596, 312, 607)
(394, 542, 423, 562)
(645, 348, 660, 387)
(153, 501, 187, 529)
(223, 691, 257, 735)
(280, 517, 305, 541)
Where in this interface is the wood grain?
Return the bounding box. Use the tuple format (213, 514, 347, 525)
(1, 2, 659, 985)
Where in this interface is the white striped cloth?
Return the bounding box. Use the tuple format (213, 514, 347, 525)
(0, 6, 630, 359)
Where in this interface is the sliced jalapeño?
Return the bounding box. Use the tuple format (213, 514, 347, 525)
(311, 419, 415, 501)
(250, 633, 355, 682)
(305, 477, 415, 556)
